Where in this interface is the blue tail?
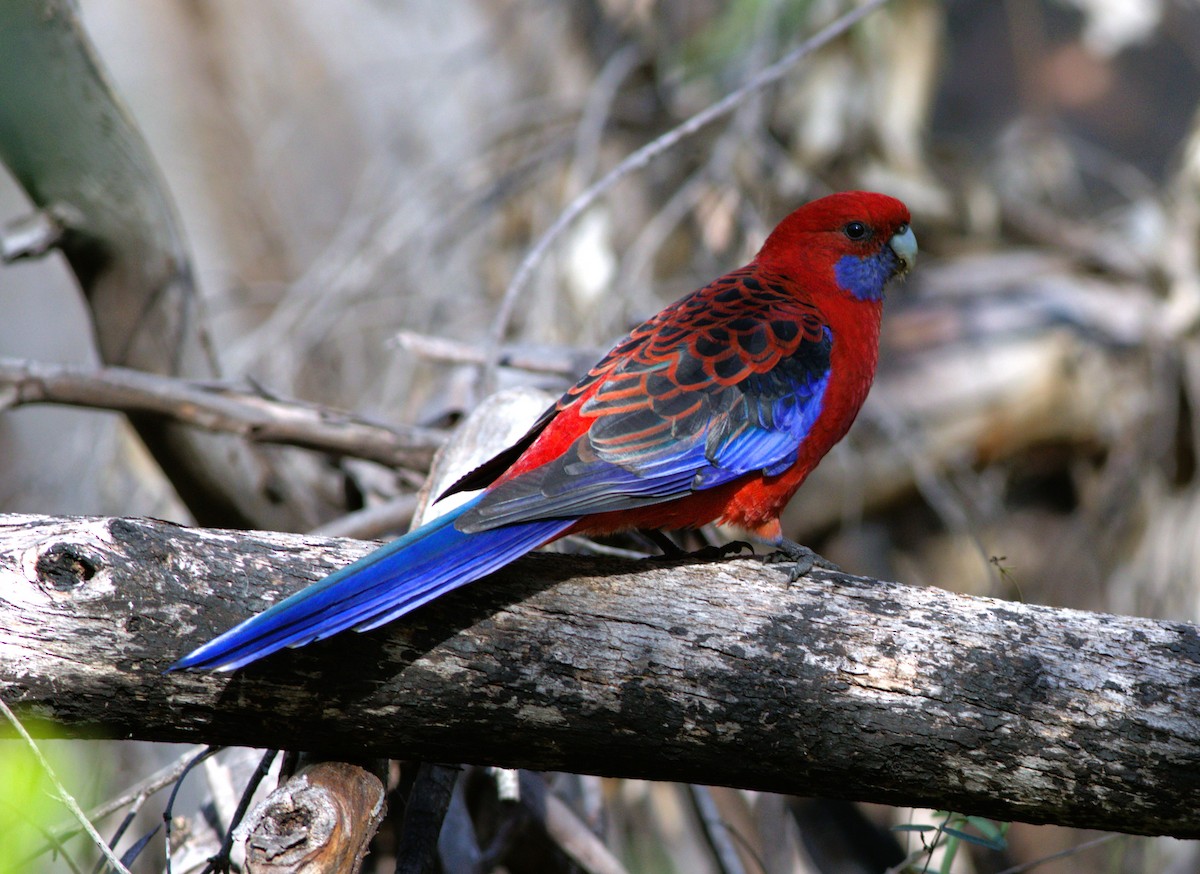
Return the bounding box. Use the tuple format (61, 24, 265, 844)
(171, 496, 573, 671)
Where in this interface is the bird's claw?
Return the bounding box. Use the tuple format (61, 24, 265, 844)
(763, 540, 841, 584)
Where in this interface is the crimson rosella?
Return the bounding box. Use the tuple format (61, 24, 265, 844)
(174, 191, 916, 671)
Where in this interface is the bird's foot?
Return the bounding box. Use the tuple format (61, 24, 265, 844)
(696, 540, 756, 561)
(764, 538, 841, 583)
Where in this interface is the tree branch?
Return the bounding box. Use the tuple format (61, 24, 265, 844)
(0, 357, 444, 471)
(0, 512, 1197, 838)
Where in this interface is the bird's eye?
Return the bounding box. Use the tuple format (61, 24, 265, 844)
(843, 221, 869, 241)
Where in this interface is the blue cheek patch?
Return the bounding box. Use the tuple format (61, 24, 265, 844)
(835, 249, 896, 301)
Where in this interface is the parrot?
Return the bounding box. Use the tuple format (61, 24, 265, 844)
(173, 191, 916, 671)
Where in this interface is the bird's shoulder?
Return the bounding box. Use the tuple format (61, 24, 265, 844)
(560, 265, 828, 411)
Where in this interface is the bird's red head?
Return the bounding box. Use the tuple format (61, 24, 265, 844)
(755, 191, 916, 303)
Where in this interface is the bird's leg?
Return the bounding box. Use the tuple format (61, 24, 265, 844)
(642, 529, 685, 556)
(752, 521, 841, 583)
(641, 529, 754, 561)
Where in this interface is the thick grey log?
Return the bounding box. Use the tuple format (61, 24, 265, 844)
(0, 513, 1198, 838)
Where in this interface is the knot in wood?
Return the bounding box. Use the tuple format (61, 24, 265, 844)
(243, 762, 386, 873)
(35, 542, 100, 590)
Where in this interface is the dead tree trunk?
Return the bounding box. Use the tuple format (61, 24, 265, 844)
(0, 0, 346, 531)
(1, 512, 1198, 838)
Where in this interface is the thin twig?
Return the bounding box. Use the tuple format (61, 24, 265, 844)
(567, 45, 643, 194)
(865, 398, 1000, 590)
(519, 772, 630, 874)
(612, 8, 779, 325)
(484, 0, 895, 391)
(0, 697, 133, 874)
(392, 330, 585, 376)
(32, 743, 209, 869)
(689, 785, 748, 874)
(163, 746, 221, 874)
(81, 745, 208, 836)
(15, 809, 88, 874)
(994, 832, 1122, 874)
(201, 749, 278, 874)
(90, 807, 139, 874)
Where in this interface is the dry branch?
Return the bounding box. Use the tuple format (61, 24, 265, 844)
(1, 513, 1198, 838)
(0, 358, 444, 471)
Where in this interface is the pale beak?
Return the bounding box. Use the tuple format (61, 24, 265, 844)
(888, 223, 917, 275)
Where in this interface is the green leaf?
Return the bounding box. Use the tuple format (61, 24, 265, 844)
(964, 816, 1007, 841)
(943, 825, 1008, 851)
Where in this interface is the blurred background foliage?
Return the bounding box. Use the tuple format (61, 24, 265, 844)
(0, 739, 105, 874)
(2, 0, 1200, 871)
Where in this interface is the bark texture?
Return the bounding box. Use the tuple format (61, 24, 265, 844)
(0, 513, 1198, 838)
